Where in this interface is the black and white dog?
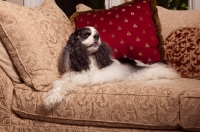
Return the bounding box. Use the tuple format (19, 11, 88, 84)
(43, 26, 180, 110)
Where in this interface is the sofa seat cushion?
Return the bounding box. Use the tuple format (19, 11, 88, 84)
(180, 89, 200, 131)
(12, 78, 200, 130)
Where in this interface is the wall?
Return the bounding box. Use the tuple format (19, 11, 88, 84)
(105, 0, 124, 9)
(5, 0, 43, 7)
(6, 0, 23, 5)
(189, 0, 200, 10)
(24, 0, 43, 7)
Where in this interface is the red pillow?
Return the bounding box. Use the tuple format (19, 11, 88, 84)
(71, 0, 163, 64)
(164, 27, 200, 78)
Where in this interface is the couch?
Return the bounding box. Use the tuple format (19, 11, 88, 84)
(0, 0, 200, 132)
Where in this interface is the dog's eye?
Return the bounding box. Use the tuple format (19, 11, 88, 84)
(83, 33, 91, 38)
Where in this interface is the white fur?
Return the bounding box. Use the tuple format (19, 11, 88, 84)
(82, 26, 100, 46)
(43, 57, 180, 110)
(43, 27, 181, 110)
(127, 62, 180, 81)
(82, 27, 101, 55)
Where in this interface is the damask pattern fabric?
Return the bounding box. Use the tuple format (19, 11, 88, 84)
(157, 6, 200, 39)
(0, 0, 74, 91)
(76, 4, 92, 12)
(0, 39, 21, 83)
(12, 79, 200, 130)
(0, 3, 200, 131)
(0, 68, 186, 132)
(164, 27, 200, 78)
(180, 89, 200, 131)
(11, 79, 200, 131)
(0, 67, 14, 116)
(71, 0, 163, 64)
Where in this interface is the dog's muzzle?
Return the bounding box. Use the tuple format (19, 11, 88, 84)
(87, 41, 101, 54)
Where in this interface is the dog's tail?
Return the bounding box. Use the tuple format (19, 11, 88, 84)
(117, 58, 147, 70)
(121, 59, 181, 81)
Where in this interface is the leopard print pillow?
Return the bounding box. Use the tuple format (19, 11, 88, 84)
(164, 27, 200, 78)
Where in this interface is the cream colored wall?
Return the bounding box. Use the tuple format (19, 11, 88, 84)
(6, 0, 23, 5)
(192, 0, 200, 10)
(105, 0, 124, 9)
(189, 0, 200, 10)
(24, 0, 43, 7)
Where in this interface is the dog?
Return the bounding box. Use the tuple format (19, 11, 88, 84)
(43, 26, 180, 110)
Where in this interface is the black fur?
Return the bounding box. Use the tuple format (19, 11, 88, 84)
(93, 42, 113, 69)
(117, 58, 137, 65)
(62, 30, 90, 72)
(117, 58, 146, 70)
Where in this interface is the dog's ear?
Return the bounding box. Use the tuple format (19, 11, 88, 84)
(62, 31, 90, 72)
(93, 41, 113, 69)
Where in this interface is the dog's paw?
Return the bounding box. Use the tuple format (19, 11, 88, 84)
(42, 88, 64, 110)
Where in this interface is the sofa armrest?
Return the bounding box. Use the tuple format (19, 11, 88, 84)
(0, 67, 15, 115)
(0, 39, 22, 83)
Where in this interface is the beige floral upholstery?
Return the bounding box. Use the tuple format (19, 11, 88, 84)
(76, 4, 92, 12)
(157, 6, 200, 39)
(0, 67, 184, 132)
(12, 79, 200, 130)
(0, 0, 74, 91)
(0, 39, 21, 83)
(180, 89, 200, 131)
(0, 2, 200, 132)
(164, 27, 200, 78)
(157, 6, 200, 71)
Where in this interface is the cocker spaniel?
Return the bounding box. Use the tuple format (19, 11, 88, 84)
(43, 26, 180, 110)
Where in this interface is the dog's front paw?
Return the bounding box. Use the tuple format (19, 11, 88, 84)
(42, 88, 64, 110)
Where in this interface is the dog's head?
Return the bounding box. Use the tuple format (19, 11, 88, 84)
(76, 26, 101, 55)
(62, 26, 113, 72)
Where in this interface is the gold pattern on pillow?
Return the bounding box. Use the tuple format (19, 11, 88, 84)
(164, 27, 200, 78)
(0, 0, 74, 91)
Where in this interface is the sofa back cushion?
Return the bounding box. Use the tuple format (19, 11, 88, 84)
(157, 6, 200, 39)
(0, 0, 74, 91)
(157, 6, 200, 78)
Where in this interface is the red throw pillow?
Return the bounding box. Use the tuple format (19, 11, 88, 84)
(70, 0, 163, 64)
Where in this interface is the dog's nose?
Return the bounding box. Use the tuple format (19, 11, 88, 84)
(93, 34, 99, 40)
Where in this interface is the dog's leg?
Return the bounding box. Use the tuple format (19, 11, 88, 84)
(42, 71, 93, 110)
(42, 73, 79, 110)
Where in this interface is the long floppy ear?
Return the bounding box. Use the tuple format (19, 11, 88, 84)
(62, 31, 90, 72)
(93, 41, 113, 69)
